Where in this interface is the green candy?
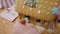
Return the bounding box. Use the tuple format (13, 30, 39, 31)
(48, 7, 51, 10)
(36, 0, 39, 3)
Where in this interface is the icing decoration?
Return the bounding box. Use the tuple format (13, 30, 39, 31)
(55, 2, 58, 6)
(22, 6, 25, 9)
(52, 7, 58, 14)
(24, 2, 26, 4)
(30, 8, 32, 11)
(38, 10, 41, 14)
(25, 0, 37, 7)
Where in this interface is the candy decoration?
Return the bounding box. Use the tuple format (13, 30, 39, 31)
(52, 7, 58, 14)
(25, 0, 37, 7)
(25, 17, 29, 22)
(48, 7, 51, 10)
(20, 19, 26, 25)
(36, 0, 39, 3)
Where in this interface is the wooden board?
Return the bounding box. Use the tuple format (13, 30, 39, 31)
(0, 19, 5, 34)
(0, 16, 19, 34)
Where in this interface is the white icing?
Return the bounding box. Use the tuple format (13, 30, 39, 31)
(38, 10, 41, 14)
(22, 6, 25, 9)
(55, 2, 58, 6)
(30, 8, 32, 11)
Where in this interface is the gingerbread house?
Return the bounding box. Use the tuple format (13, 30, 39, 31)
(15, 0, 60, 29)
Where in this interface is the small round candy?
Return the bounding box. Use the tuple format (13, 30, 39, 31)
(52, 7, 58, 14)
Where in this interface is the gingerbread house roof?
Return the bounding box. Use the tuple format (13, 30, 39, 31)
(15, 0, 60, 21)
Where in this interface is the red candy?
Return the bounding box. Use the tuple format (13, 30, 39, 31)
(20, 19, 27, 25)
